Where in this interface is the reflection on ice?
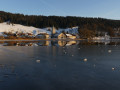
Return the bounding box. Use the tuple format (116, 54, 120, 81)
(108, 50, 112, 53)
(36, 60, 40, 63)
(112, 67, 115, 71)
(84, 58, 88, 62)
(0, 40, 120, 46)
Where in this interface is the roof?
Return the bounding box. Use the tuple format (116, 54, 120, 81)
(38, 33, 49, 35)
(54, 33, 66, 37)
(66, 34, 76, 37)
(66, 34, 72, 37)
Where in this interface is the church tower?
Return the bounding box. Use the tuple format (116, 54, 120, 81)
(52, 26, 56, 35)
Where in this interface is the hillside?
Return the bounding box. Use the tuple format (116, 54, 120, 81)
(0, 22, 79, 37)
(0, 11, 120, 38)
(0, 22, 51, 36)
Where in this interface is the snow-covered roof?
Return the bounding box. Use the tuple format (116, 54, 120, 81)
(54, 33, 66, 37)
(66, 34, 73, 37)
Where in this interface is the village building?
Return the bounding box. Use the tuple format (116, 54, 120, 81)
(51, 26, 57, 38)
(45, 34, 50, 39)
(36, 33, 50, 39)
(66, 34, 77, 39)
(52, 26, 56, 35)
(50, 26, 78, 39)
(54, 33, 67, 39)
(27, 33, 34, 38)
(113, 28, 120, 37)
(15, 32, 26, 38)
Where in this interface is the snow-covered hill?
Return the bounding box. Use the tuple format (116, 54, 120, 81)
(0, 22, 79, 36)
(0, 22, 51, 36)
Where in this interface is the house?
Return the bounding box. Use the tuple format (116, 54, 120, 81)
(45, 34, 50, 39)
(113, 28, 120, 36)
(27, 33, 34, 38)
(36, 33, 50, 39)
(15, 32, 26, 38)
(54, 33, 67, 39)
(66, 34, 76, 39)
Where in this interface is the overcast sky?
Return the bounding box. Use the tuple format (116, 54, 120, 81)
(0, 0, 120, 19)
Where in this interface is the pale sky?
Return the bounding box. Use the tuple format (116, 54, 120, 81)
(0, 0, 120, 19)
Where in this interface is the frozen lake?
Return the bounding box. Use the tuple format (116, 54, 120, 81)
(0, 40, 120, 90)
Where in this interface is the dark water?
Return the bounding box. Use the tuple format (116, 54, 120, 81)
(0, 40, 120, 90)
